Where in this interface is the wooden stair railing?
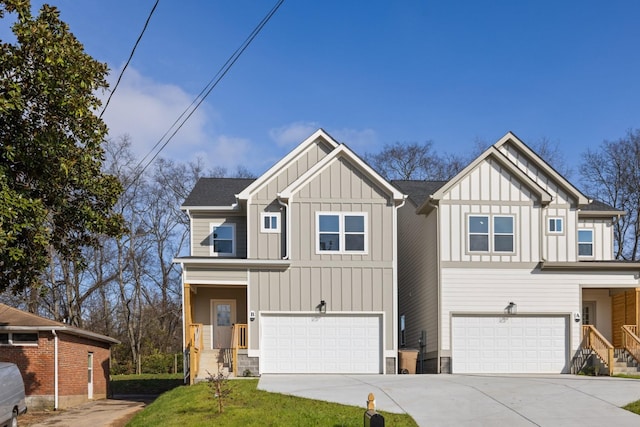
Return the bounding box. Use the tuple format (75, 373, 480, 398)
(621, 325, 640, 365)
(582, 325, 614, 376)
(188, 323, 203, 385)
(231, 323, 248, 376)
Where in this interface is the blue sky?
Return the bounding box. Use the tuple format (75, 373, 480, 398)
(4, 1, 640, 176)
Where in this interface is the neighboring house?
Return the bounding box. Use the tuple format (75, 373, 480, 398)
(175, 129, 406, 382)
(393, 132, 640, 374)
(0, 303, 119, 409)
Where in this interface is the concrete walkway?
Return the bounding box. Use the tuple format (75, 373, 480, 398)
(27, 395, 154, 427)
(258, 374, 640, 426)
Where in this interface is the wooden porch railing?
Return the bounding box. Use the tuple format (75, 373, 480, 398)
(232, 323, 248, 376)
(582, 325, 614, 376)
(187, 323, 203, 385)
(622, 325, 640, 365)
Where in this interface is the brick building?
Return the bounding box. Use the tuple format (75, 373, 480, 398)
(0, 303, 119, 409)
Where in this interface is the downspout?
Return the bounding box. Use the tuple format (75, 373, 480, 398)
(392, 197, 406, 375)
(51, 329, 59, 410)
(277, 196, 290, 259)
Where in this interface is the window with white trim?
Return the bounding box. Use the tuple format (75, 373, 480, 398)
(261, 212, 280, 233)
(0, 332, 38, 346)
(548, 218, 563, 234)
(468, 215, 515, 253)
(578, 229, 593, 257)
(210, 223, 235, 256)
(316, 212, 367, 253)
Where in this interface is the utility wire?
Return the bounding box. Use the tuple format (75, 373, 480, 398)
(128, 0, 284, 189)
(100, 0, 160, 119)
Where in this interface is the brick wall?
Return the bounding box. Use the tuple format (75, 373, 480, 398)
(0, 331, 112, 409)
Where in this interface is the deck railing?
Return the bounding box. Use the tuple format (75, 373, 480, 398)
(622, 325, 640, 365)
(187, 323, 203, 385)
(232, 323, 248, 376)
(582, 325, 614, 376)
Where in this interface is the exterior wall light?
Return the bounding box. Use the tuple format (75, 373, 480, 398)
(505, 301, 517, 315)
(319, 300, 327, 314)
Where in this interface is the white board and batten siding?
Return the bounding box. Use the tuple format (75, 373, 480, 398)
(260, 313, 383, 374)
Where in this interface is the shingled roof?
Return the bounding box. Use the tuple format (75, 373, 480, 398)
(182, 178, 255, 208)
(0, 303, 120, 344)
(391, 180, 447, 207)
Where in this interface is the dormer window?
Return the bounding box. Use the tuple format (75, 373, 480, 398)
(210, 223, 235, 256)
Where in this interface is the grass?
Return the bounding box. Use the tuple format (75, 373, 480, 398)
(613, 374, 640, 416)
(126, 379, 418, 427)
(111, 373, 183, 395)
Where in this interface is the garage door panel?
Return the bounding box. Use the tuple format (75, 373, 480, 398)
(261, 314, 382, 374)
(452, 316, 567, 374)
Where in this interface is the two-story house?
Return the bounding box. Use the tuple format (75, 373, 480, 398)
(394, 132, 640, 374)
(175, 129, 406, 382)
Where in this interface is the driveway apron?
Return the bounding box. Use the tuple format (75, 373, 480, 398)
(258, 374, 640, 426)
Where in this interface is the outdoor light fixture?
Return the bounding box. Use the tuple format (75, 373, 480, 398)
(505, 301, 517, 315)
(319, 300, 327, 314)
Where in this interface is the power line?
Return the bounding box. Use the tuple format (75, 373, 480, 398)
(100, 0, 160, 119)
(128, 0, 284, 188)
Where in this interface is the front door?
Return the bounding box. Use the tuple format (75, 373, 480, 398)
(211, 300, 236, 349)
(582, 301, 596, 326)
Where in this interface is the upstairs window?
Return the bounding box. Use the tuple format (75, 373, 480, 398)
(317, 212, 367, 254)
(261, 213, 280, 233)
(468, 215, 515, 253)
(578, 229, 593, 257)
(210, 223, 235, 256)
(548, 218, 563, 234)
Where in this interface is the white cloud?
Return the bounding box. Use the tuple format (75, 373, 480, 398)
(99, 67, 215, 163)
(269, 121, 321, 147)
(330, 128, 378, 156)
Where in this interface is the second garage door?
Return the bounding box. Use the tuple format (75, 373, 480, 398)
(260, 314, 382, 374)
(452, 315, 568, 374)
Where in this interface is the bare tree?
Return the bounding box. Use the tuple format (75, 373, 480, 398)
(581, 129, 640, 260)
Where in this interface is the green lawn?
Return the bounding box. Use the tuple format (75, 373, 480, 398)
(126, 379, 417, 427)
(111, 373, 183, 395)
(613, 374, 640, 415)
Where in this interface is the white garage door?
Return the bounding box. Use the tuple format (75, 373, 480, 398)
(452, 315, 567, 374)
(261, 314, 382, 374)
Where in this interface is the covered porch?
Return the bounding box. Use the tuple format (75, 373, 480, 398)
(578, 287, 640, 375)
(183, 283, 248, 383)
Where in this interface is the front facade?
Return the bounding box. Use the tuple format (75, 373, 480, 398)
(0, 303, 118, 409)
(176, 129, 406, 381)
(395, 132, 640, 374)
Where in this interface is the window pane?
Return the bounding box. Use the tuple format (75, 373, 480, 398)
(344, 215, 364, 232)
(0, 334, 8, 344)
(469, 235, 489, 251)
(270, 216, 278, 229)
(264, 216, 271, 229)
(494, 217, 513, 233)
(556, 220, 563, 232)
(345, 234, 365, 251)
(319, 215, 339, 232)
(494, 235, 514, 252)
(214, 240, 233, 254)
(469, 216, 488, 233)
(319, 234, 340, 251)
(213, 226, 233, 239)
(217, 304, 231, 327)
(579, 243, 593, 256)
(12, 333, 38, 344)
(578, 230, 593, 243)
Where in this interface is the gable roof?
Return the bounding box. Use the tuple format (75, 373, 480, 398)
(278, 143, 406, 204)
(495, 131, 590, 205)
(237, 128, 339, 201)
(182, 178, 255, 209)
(0, 303, 120, 345)
(417, 144, 554, 213)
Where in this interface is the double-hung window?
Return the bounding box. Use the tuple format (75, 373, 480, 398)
(578, 229, 593, 257)
(210, 223, 235, 256)
(317, 212, 367, 254)
(468, 215, 514, 253)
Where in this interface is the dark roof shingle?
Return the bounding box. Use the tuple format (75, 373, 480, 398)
(182, 178, 255, 207)
(392, 180, 447, 207)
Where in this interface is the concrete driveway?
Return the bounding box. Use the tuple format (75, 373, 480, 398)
(258, 374, 640, 426)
